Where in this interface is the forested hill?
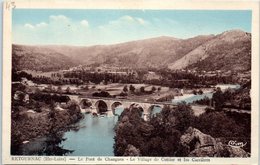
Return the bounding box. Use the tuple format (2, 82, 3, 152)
(12, 45, 78, 71)
(12, 29, 251, 72)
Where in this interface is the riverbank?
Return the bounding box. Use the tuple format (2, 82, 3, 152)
(11, 83, 84, 155)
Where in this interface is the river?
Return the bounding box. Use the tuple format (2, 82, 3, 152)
(61, 114, 118, 156)
(60, 107, 159, 156)
(172, 84, 240, 104)
(172, 92, 213, 104)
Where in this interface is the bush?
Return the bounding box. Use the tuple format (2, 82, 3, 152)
(194, 111, 245, 138)
(114, 103, 194, 156)
(92, 91, 112, 97)
(119, 92, 128, 97)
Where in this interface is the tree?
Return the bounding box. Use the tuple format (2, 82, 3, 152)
(129, 85, 135, 93)
(84, 85, 89, 90)
(66, 87, 71, 94)
(47, 84, 53, 92)
(140, 86, 145, 93)
(34, 102, 42, 113)
(57, 86, 62, 94)
(151, 86, 156, 92)
(212, 87, 225, 110)
(119, 92, 128, 97)
(123, 85, 128, 93)
(198, 89, 203, 95)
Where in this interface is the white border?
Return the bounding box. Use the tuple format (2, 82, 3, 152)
(2, 0, 259, 164)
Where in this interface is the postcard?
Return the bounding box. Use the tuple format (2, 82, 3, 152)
(2, 0, 259, 164)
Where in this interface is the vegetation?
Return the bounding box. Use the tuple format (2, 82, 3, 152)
(114, 103, 251, 156)
(12, 66, 243, 92)
(193, 83, 251, 111)
(129, 85, 135, 93)
(114, 104, 195, 156)
(187, 37, 251, 72)
(11, 83, 83, 155)
(62, 69, 237, 88)
(12, 45, 77, 72)
(194, 97, 211, 105)
(92, 91, 113, 98)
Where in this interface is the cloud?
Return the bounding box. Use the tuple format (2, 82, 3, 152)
(14, 15, 92, 45)
(117, 15, 148, 25)
(120, 15, 134, 22)
(24, 23, 34, 29)
(98, 15, 149, 31)
(94, 15, 159, 45)
(36, 22, 48, 28)
(136, 18, 146, 25)
(49, 15, 69, 22)
(14, 14, 155, 46)
(24, 22, 48, 30)
(80, 20, 89, 27)
(21, 15, 89, 32)
(109, 15, 149, 26)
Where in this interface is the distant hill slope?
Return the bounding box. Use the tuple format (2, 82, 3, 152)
(12, 45, 78, 71)
(12, 29, 251, 72)
(169, 30, 251, 71)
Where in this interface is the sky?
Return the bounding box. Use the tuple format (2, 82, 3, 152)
(12, 9, 252, 46)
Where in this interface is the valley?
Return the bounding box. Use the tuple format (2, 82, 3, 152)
(11, 29, 251, 157)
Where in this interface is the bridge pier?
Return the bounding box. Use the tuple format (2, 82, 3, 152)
(106, 110, 114, 117)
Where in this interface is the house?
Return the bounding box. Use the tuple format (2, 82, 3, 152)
(13, 91, 29, 103)
(23, 94, 30, 103)
(13, 91, 23, 100)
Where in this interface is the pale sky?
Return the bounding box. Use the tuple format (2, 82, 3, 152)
(12, 9, 251, 46)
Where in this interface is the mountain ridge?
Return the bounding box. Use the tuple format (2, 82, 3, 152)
(12, 29, 251, 72)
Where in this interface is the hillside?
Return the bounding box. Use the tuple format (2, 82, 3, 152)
(12, 45, 78, 71)
(170, 30, 251, 71)
(12, 29, 251, 72)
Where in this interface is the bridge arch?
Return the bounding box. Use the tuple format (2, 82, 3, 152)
(129, 103, 144, 110)
(79, 99, 92, 109)
(148, 105, 163, 117)
(129, 103, 144, 117)
(95, 100, 108, 114)
(111, 101, 123, 115)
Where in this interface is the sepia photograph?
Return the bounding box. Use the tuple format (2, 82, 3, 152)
(2, 0, 260, 164)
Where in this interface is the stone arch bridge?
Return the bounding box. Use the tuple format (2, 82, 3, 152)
(67, 95, 175, 120)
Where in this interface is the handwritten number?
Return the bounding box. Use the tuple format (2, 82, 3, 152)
(6, 1, 16, 10)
